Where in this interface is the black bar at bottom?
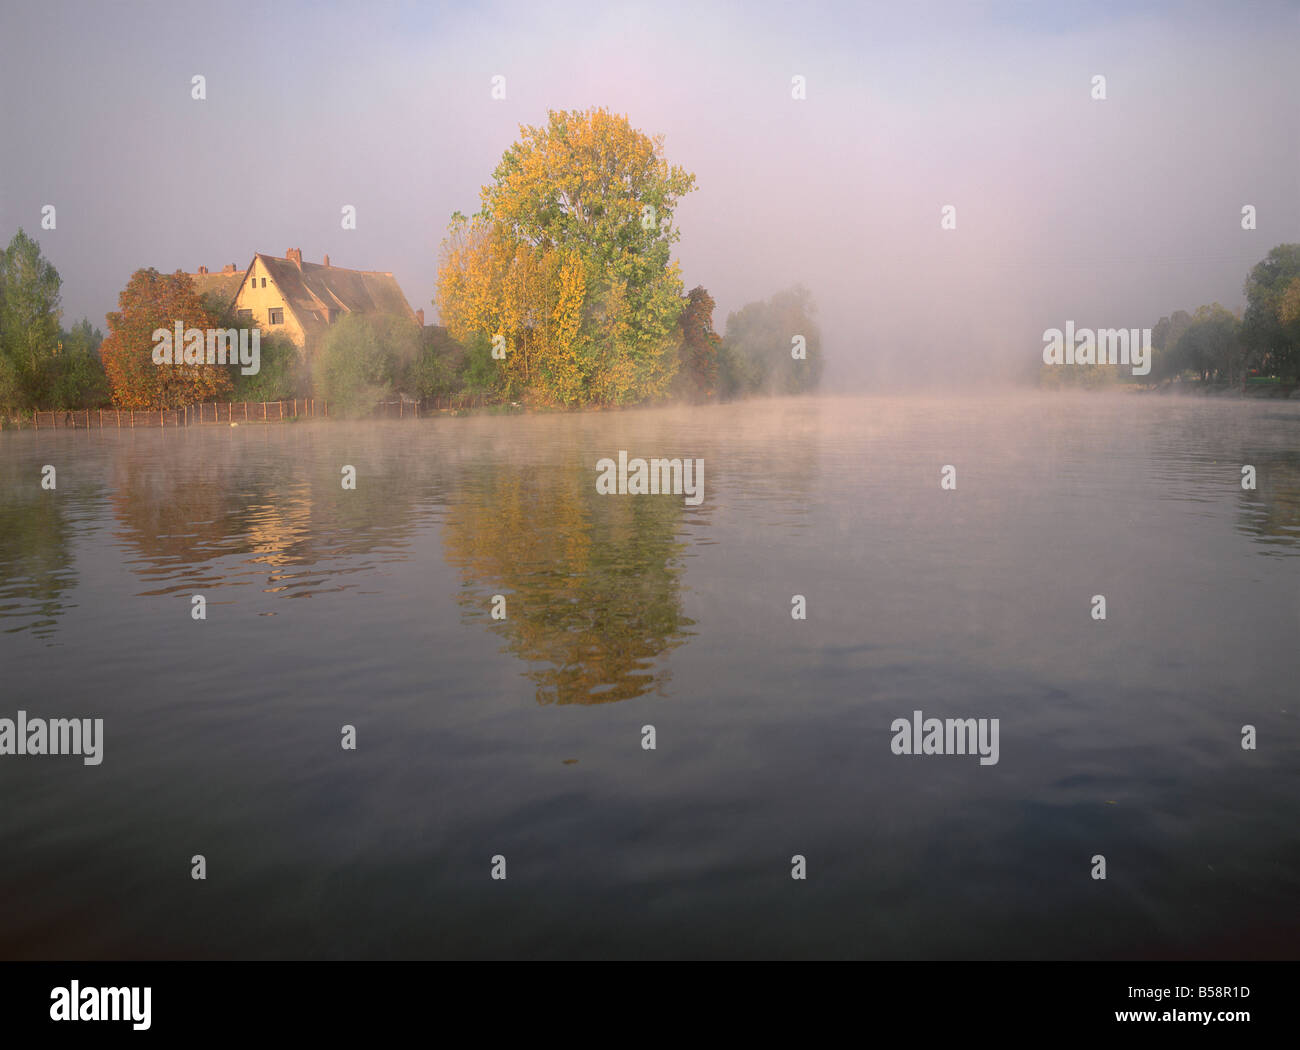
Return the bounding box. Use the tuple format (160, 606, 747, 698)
(0, 961, 1290, 1037)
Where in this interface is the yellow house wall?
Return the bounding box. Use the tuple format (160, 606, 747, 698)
(232, 257, 308, 351)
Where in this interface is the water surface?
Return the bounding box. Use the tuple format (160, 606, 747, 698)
(1, 393, 1297, 958)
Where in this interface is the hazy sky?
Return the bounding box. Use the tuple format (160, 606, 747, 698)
(2, 0, 1297, 386)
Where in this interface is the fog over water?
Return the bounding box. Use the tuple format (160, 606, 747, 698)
(1, 394, 1297, 958)
(2, 1, 1298, 387)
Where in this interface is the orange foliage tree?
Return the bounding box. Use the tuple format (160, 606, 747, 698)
(99, 269, 232, 409)
(673, 286, 721, 402)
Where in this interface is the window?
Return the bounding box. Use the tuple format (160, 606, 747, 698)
(236, 309, 252, 323)
(261, 277, 267, 288)
(269, 308, 284, 325)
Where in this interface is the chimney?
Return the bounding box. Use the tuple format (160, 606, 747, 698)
(197, 265, 208, 275)
(323, 254, 330, 268)
(416, 308, 424, 326)
(286, 248, 302, 268)
(223, 263, 236, 274)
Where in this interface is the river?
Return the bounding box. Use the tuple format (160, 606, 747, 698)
(1, 392, 1297, 958)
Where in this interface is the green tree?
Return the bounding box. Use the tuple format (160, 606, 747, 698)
(1242, 244, 1300, 379)
(45, 319, 109, 409)
(401, 325, 466, 401)
(0, 228, 62, 409)
(719, 285, 824, 397)
(458, 331, 499, 395)
(312, 313, 418, 417)
(1172, 304, 1243, 383)
(230, 332, 302, 402)
(0, 353, 21, 418)
(1152, 308, 1195, 380)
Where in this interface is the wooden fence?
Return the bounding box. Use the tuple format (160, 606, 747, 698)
(371, 393, 491, 418)
(14, 399, 326, 430)
(10, 393, 496, 430)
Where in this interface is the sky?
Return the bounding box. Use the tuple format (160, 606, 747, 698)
(1, 0, 1297, 387)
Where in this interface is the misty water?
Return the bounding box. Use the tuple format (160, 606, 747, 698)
(1, 393, 1297, 959)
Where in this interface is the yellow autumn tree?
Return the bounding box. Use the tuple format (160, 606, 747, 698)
(436, 108, 696, 405)
(437, 214, 586, 403)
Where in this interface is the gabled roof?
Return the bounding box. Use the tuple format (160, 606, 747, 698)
(253, 253, 417, 342)
(188, 269, 245, 310)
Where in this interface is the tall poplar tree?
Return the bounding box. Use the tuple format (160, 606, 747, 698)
(438, 108, 696, 406)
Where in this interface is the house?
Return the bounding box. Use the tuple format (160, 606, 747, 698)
(188, 249, 422, 355)
(190, 263, 245, 308)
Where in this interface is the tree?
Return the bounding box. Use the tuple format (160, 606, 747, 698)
(1151, 309, 1194, 381)
(437, 107, 697, 406)
(62, 317, 103, 356)
(672, 286, 721, 402)
(99, 269, 232, 408)
(0, 353, 21, 417)
(0, 228, 62, 409)
(438, 215, 586, 403)
(229, 332, 301, 403)
(401, 325, 466, 402)
(458, 331, 499, 395)
(1171, 304, 1243, 383)
(1280, 275, 1300, 325)
(311, 312, 418, 417)
(45, 319, 109, 409)
(719, 285, 824, 397)
(1242, 244, 1300, 379)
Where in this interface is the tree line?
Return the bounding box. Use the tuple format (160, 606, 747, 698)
(0, 230, 108, 414)
(1, 108, 831, 418)
(1041, 244, 1300, 388)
